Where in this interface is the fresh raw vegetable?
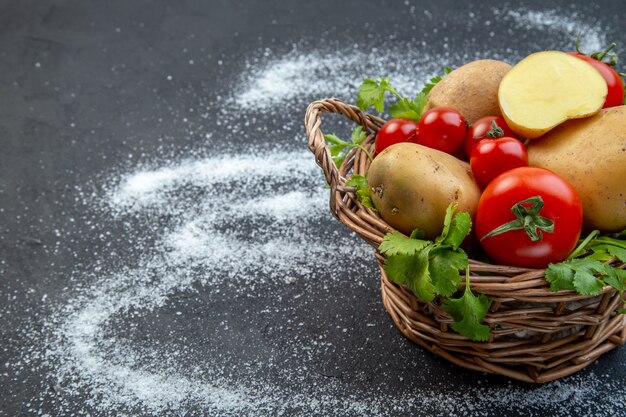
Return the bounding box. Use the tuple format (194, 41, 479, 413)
(375, 118, 418, 154)
(498, 51, 607, 139)
(527, 106, 626, 232)
(463, 116, 516, 159)
(416, 107, 466, 154)
(345, 173, 376, 211)
(425, 59, 512, 124)
(379, 204, 492, 341)
(356, 68, 451, 122)
(475, 167, 583, 268)
(324, 126, 372, 168)
(470, 137, 528, 188)
(367, 142, 481, 239)
(546, 230, 626, 309)
(567, 42, 625, 108)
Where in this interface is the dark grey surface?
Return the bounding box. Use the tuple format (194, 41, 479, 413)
(1, 1, 625, 416)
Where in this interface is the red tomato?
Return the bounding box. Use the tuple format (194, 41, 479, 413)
(417, 107, 466, 154)
(464, 116, 516, 159)
(375, 118, 419, 154)
(475, 167, 582, 268)
(470, 137, 528, 188)
(568, 52, 625, 108)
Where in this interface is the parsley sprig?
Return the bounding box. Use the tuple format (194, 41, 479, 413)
(379, 204, 492, 341)
(324, 126, 372, 168)
(345, 173, 376, 211)
(356, 67, 452, 121)
(546, 230, 626, 313)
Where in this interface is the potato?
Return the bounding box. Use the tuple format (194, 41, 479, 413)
(499, 51, 607, 139)
(424, 59, 511, 124)
(527, 106, 626, 232)
(368, 143, 481, 238)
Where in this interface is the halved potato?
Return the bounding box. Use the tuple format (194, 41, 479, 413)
(498, 51, 607, 139)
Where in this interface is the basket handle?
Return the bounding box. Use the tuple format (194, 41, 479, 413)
(304, 98, 384, 189)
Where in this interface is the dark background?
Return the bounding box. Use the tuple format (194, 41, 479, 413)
(1, 1, 625, 416)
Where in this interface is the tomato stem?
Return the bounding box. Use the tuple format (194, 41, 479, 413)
(480, 196, 554, 242)
(485, 120, 504, 139)
(575, 36, 619, 67)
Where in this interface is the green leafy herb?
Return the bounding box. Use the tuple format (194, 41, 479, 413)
(379, 204, 490, 341)
(442, 269, 492, 342)
(356, 77, 392, 112)
(345, 173, 376, 211)
(546, 230, 626, 310)
(356, 67, 451, 121)
(421, 66, 452, 95)
(324, 126, 372, 168)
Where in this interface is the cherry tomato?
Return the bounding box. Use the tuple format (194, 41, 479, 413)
(416, 107, 466, 154)
(470, 137, 528, 188)
(463, 116, 516, 159)
(475, 167, 582, 268)
(375, 118, 419, 154)
(568, 52, 625, 108)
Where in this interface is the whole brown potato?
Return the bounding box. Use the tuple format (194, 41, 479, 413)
(425, 60, 512, 124)
(368, 143, 481, 238)
(528, 106, 626, 232)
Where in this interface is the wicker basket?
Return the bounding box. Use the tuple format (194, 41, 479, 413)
(305, 98, 626, 383)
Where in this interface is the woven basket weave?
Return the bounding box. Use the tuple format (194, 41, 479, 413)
(305, 98, 626, 383)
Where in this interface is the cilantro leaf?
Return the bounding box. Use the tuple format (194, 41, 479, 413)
(442, 272, 492, 342)
(379, 231, 430, 256)
(437, 205, 471, 249)
(604, 268, 626, 292)
(421, 66, 453, 95)
(388, 97, 422, 120)
(324, 126, 373, 168)
(546, 258, 608, 295)
(589, 236, 626, 262)
(384, 251, 435, 302)
(545, 262, 576, 292)
(429, 248, 466, 297)
(345, 173, 376, 211)
(378, 203, 480, 336)
(573, 269, 605, 295)
(351, 125, 367, 145)
(357, 77, 390, 112)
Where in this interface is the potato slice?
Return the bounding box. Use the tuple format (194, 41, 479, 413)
(498, 51, 607, 139)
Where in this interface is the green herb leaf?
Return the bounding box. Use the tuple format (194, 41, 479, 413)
(573, 268, 605, 295)
(357, 77, 390, 112)
(388, 97, 422, 120)
(324, 127, 372, 169)
(604, 268, 626, 292)
(421, 66, 452, 95)
(351, 126, 367, 145)
(379, 231, 430, 256)
(378, 204, 486, 337)
(442, 271, 492, 342)
(384, 251, 435, 302)
(324, 133, 349, 146)
(546, 258, 607, 295)
(545, 262, 576, 292)
(429, 249, 466, 297)
(437, 205, 471, 249)
(345, 173, 376, 211)
(589, 236, 626, 262)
